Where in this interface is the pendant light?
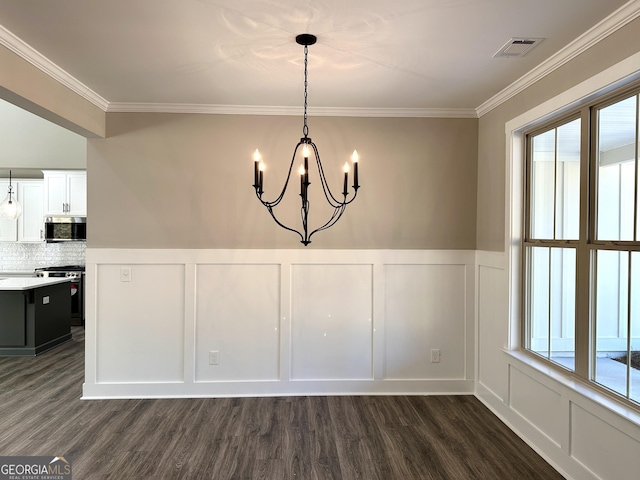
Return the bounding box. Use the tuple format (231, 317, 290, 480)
(0, 170, 22, 220)
(252, 34, 361, 246)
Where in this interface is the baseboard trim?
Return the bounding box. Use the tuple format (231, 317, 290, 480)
(82, 379, 475, 399)
(475, 382, 595, 480)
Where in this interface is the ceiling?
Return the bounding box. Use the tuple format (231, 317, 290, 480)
(0, 0, 635, 116)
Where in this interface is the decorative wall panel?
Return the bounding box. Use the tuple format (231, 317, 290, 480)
(384, 264, 466, 380)
(290, 264, 373, 380)
(96, 264, 185, 383)
(195, 264, 280, 382)
(571, 404, 640, 478)
(477, 263, 508, 400)
(509, 366, 563, 446)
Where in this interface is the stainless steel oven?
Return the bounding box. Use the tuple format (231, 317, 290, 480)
(35, 265, 85, 326)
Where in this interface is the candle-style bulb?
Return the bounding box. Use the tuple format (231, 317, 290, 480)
(302, 145, 310, 158)
(298, 165, 305, 176)
(343, 162, 349, 173)
(351, 150, 359, 163)
(259, 162, 265, 172)
(253, 149, 261, 162)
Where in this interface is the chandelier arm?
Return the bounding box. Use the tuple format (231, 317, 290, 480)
(254, 142, 304, 208)
(338, 187, 360, 206)
(309, 142, 348, 207)
(315, 157, 360, 206)
(309, 142, 362, 208)
(265, 205, 306, 244)
(306, 204, 347, 243)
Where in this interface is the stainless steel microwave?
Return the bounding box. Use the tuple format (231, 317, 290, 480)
(44, 216, 86, 242)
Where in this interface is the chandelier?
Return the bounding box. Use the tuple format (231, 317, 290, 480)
(252, 34, 360, 246)
(0, 170, 22, 220)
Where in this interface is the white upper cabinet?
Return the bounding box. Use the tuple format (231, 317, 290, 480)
(43, 170, 86, 216)
(66, 172, 87, 215)
(17, 181, 44, 242)
(0, 179, 44, 242)
(44, 172, 66, 215)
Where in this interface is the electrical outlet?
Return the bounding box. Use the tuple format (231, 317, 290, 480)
(431, 349, 441, 363)
(209, 351, 220, 365)
(120, 267, 131, 282)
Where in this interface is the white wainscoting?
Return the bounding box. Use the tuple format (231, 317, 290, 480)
(195, 264, 280, 382)
(475, 250, 640, 480)
(83, 249, 476, 398)
(95, 264, 186, 383)
(384, 264, 467, 380)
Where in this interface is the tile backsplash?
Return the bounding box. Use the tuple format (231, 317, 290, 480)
(0, 242, 86, 272)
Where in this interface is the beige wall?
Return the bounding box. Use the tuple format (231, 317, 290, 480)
(476, 16, 640, 251)
(1, 12, 638, 251)
(88, 113, 478, 249)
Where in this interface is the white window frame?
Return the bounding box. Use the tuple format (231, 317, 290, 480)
(523, 113, 582, 366)
(505, 52, 640, 413)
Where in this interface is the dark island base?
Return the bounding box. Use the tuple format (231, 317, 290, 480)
(0, 282, 72, 356)
(0, 333, 72, 356)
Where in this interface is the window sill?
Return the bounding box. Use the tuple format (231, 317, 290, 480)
(504, 348, 640, 429)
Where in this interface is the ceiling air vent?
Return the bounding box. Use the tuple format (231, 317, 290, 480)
(493, 37, 544, 58)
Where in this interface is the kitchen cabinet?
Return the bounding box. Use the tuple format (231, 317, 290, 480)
(18, 181, 44, 242)
(0, 179, 44, 242)
(43, 170, 86, 215)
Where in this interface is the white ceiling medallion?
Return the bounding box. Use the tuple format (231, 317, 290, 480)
(493, 38, 545, 58)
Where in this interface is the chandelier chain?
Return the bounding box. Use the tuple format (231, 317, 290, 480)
(303, 44, 309, 138)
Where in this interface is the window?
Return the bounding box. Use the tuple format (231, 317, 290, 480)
(524, 85, 640, 405)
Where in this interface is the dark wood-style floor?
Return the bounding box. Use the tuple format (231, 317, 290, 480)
(0, 328, 564, 479)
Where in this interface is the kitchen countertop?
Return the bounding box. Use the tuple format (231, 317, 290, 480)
(0, 277, 71, 291)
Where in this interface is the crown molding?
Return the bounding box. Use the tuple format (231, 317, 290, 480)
(106, 102, 478, 118)
(0, 21, 475, 119)
(476, 0, 640, 117)
(106, 103, 297, 115)
(3, 0, 637, 120)
(0, 24, 109, 111)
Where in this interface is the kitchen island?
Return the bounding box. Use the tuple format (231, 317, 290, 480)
(0, 277, 72, 356)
